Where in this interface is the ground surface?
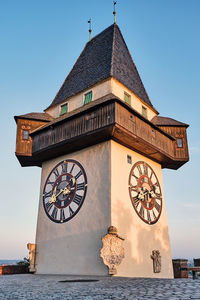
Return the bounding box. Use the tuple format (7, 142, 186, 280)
(0, 274, 200, 300)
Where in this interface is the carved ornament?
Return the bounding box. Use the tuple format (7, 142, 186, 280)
(100, 226, 125, 275)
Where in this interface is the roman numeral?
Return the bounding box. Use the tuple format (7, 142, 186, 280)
(137, 165, 142, 176)
(153, 182, 161, 196)
(62, 163, 68, 173)
(44, 190, 52, 198)
(51, 207, 58, 219)
(60, 208, 65, 221)
(75, 170, 82, 180)
(130, 184, 137, 192)
(73, 194, 82, 206)
(46, 202, 53, 212)
(132, 173, 138, 180)
(132, 196, 140, 208)
(143, 164, 148, 176)
(147, 210, 151, 223)
(152, 209, 157, 220)
(77, 182, 85, 191)
(69, 206, 74, 216)
(69, 163, 75, 174)
(150, 171, 153, 180)
(47, 180, 54, 187)
(154, 201, 161, 213)
(56, 176, 62, 185)
(155, 193, 161, 198)
(139, 205, 144, 218)
(53, 168, 59, 178)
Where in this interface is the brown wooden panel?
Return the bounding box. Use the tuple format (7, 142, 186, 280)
(16, 100, 189, 169)
(115, 103, 174, 157)
(158, 126, 189, 161)
(15, 119, 48, 156)
(32, 103, 115, 154)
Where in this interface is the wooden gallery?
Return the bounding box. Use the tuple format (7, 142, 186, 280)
(15, 23, 189, 278)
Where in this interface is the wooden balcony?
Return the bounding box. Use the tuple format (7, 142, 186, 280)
(17, 97, 189, 169)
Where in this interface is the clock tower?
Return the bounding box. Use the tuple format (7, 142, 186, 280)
(15, 24, 189, 278)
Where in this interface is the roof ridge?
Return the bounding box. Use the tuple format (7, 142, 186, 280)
(111, 25, 153, 107)
(45, 42, 89, 111)
(89, 23, 115, 43)
(110, 24, 116, 76)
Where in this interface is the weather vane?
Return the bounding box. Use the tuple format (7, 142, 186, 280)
(113, 1, 117, 24)
(88, 19, 92, 41)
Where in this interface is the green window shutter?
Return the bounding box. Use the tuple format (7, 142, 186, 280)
(84, 91, 93, 105)
(142, 106, 147, 118)
(124, 92, 131, 105)
(60, 103, 68, 116)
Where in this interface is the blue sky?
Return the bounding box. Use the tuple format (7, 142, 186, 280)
(0, 0, 200, 259)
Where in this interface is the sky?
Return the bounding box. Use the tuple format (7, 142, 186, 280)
(0, 0, 200, 260)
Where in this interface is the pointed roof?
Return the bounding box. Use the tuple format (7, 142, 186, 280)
(47, 24, 153, 109)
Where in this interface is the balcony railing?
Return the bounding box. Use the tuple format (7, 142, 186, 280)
(28, 99, 189, 169)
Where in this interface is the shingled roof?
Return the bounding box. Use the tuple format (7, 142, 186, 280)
(47, 24, 153, 109)
(151, 116, 189, 127)
(14, 112, 53, 123)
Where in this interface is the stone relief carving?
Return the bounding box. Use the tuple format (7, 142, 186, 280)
(27, 243, 36, 273)
(151, 250, 161, 273)
(100, 226, 125, 275)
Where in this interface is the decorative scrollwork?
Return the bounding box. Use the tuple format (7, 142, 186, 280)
(100, 226, 125, 275)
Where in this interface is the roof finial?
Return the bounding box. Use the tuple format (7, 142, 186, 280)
(88, 19, 92, 41)
(113, 1, 117, 24)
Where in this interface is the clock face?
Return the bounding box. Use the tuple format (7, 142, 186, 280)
(128, 161, 162, 225)
(43, 159, 87, 223)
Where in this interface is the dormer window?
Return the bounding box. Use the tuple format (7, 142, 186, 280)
(124, 92, 131, 105)
(142, 106, 147, 118)
(60, 103, 68, 116)
(84, 90, 93, 105)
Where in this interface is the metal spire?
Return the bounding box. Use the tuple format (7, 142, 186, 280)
(113, 1, 117, 24)
(88, 19, 92, 41)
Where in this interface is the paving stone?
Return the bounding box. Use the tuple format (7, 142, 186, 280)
(0, 275, 200, 300)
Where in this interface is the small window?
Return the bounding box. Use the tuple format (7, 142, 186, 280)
(84, 91, 93, 105)
(60, 103, 68, 116)
(177, 138, 183, 148)
(23, 130, 29, 140)
(124, 92, 131, 105)
(142, 106, 147, 118)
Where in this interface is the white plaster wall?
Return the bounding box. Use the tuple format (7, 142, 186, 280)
(110, 140, 173, 278)
(45, 78, 158, 121)
(35, 140, 173, 277)
(35, 142, 111, 275)
(45, 104, 60, 119)
(45, 79, 112, 118)
(111, 78, 157, 121)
